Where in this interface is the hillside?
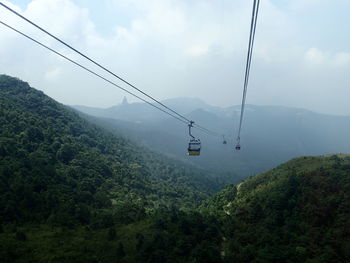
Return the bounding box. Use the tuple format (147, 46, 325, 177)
(203, 154, 350, 262)
(0, 76, 224, 217)
(0, 75, 223, 216)
(0, 76, 227, 219)
(0, 75, 225, 262)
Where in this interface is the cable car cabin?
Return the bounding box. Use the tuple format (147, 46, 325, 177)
(223, 140, 227, 145)
(235, 144, 241, 150)
(188, 139, 201, 156)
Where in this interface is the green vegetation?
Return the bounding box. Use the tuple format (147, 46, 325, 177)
(0, 210, 222, 263)
(1, 75, 349, 262)
(0, 75, 220, 220)
(203, 155, 350, 262)
(0, 75, 222, 262)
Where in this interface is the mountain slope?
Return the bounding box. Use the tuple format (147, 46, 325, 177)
(0, 75, 225, 262)
(0, 75, 221, 224)
(203, 154, 350, 262)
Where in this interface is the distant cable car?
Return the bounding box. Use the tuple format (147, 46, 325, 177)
(188, 121, 201, 156)
(222, 135, 227, 145)
(235, 144, 241, 150)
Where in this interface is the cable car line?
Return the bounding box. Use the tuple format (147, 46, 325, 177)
(235, 0, 260, 150)
(0, 2, 191, 124)
(0, 19, 223, 142)
(194, 124, 221, 137)
(0, 2, 224, 142)
(0, 20, 189, 126)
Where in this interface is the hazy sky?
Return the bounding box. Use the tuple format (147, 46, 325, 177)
(0, 0, 349, 115)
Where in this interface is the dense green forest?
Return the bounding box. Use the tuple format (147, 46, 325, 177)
(0, 75, 222, 214)
(0, 75, 222, 262)
(1, 75, 349, 262)
(202, 155, 350, 262)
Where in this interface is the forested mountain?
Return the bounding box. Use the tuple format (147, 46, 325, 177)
(1, 75, 349, 263)
(0, 75, 223, 262)
(202, 154, 350, 262)
(72, 98, 350, 181)
(0, 75, 221, 214)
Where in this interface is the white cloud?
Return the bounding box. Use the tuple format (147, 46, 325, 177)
(288, 0, 326, 10)
(304, 47, 328, 65)
(304, 47, 350, 68)
(26, 0, 95, 43)
(185, 46, 208, 57)
(332, 52, 350, 67)
(45, 67, 62, 80)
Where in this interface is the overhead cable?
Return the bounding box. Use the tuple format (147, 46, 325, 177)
(194, 123, 222, 137)
(0, 2, 223, 139)
(0, 20, 224, 138)
(236, 0, 260, 146)
(0, 20, 188, 125)
(0, 2, 191, 124)
(0, 2, 226, 139)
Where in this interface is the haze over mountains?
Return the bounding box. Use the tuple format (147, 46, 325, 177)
(72, 97, 350, 181)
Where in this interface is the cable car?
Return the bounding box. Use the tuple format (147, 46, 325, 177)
(235, 144, 241, 150)
(188, 138, 201, 156)
(188, 121, 201, 156)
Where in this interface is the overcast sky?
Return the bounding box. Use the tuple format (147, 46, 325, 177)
(0, 0, 349, 115)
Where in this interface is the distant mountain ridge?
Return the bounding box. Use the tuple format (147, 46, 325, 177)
(73, 98, 338, 122)
(72, 97, 219, 123)
(71, 98, 350, 181)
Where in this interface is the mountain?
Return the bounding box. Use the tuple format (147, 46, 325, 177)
(0, 75, 226, 262)
(71, 99, 350, 181)
(203, 154, 350, 262)
(72, 97, 217, 123)
(0, 75, 224, 219)
(2, 75, 349, 262)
